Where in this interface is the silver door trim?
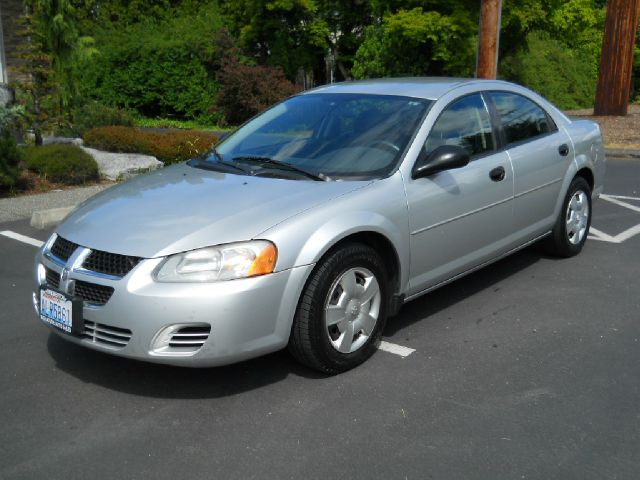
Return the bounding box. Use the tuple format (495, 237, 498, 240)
(514, 178, 563, 199)
(404, 231, 551, 301)
(410, 196, 512, 236)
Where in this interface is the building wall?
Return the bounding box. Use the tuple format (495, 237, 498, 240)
(0, 0, 26, 84)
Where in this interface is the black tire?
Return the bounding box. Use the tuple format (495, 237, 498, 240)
(288, 243, 389, 375)
(542, 176, 592, 257)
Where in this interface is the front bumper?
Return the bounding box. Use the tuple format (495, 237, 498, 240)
(34, 247, 314, 367)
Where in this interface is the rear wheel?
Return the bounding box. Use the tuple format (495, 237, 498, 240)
(542, 176, 592, 257)
(288, 243, 389, 374)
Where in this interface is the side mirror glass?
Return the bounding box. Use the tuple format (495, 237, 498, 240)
(411, 145, 470, 179)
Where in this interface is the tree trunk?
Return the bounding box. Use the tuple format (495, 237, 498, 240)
(594, 0, 640, 116)
(476, 0, 502, 79)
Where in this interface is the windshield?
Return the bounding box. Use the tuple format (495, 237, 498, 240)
(212, 93, 431, 180)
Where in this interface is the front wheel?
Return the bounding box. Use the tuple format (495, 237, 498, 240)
(288, 243, 389, 374)
(542, 176, 592, 257)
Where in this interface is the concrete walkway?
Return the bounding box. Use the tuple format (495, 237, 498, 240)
(0, 184, 112, 223)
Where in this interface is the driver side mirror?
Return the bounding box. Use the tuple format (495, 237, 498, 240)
(411, 145, 470, 179)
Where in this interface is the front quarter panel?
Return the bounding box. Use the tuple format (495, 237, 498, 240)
(258, 172, 411, 294)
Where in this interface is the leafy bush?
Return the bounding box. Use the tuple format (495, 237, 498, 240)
(0, 105, 25, 133)
(70, 102, 134, 136)
(77, 5, 223, 119)
(500, 32, 598, 110)
(0, 132, 23, 189)
(83, 127, 218, 164)
(23, 144, 99, 185)
(134, 116, 228, 131)
(214, 60, 300, 125)
(352, 8, 476, 79)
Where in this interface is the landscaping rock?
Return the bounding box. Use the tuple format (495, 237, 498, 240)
(30, 206, 76, 229)
(43, 136, 84, 146)
(81, 147, 163, 181)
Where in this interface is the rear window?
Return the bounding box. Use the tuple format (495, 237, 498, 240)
(490, 92, 556, 145)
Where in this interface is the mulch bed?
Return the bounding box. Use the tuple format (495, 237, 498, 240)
(565, 104, 640, 149)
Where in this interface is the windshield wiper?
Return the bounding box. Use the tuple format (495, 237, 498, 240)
(188, 154, 248, 175)
(232, 155, 329, 181)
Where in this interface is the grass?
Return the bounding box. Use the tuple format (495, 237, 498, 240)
(133, 116, 234, 132)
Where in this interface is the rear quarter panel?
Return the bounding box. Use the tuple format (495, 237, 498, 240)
(563, 119, 606, 198)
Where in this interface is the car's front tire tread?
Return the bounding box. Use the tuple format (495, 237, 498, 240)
(288, 243, 388, 375)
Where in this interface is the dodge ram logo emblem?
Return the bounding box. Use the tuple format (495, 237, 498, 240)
(59, 267, 75, 295)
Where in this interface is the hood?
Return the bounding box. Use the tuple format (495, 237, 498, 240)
(57, 163, 366, 258)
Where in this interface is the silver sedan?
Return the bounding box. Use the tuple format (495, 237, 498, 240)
(33, 78, 605, 374)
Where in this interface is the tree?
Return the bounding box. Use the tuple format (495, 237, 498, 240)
(11, 7, 59, 145)
(222, 0, 329, 84)
(594, 0, 640, 115)
(352, 6, 477, 79)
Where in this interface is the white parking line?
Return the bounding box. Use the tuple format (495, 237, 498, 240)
(603, 194, 640, 202)
(0, 230, 44, 248)
(378, 341, 416, 357)
(589, 225, 640, 244)
(600, 194, 640, 213)
(589, 194, 640, 243)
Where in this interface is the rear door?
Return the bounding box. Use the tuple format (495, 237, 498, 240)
(488, 91, 573, 239)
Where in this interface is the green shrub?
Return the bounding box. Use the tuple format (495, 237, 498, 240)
(0, 132, 22, 189)
(77, 5, 223, 119)
(134, 116, 229, 131)
(0, 105, 25, 133)
(500, 32, 598, 110)
(70, 102, 134, 136)
(23, 144, 99, 185)
(214, 60, 300, 125)
(84, 127, 218, 164)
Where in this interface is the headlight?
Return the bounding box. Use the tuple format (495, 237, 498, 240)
(154, 241, 277, 283)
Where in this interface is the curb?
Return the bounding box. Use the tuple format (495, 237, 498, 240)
(604, 148, 640, 159)
(30, 206, 75, 230)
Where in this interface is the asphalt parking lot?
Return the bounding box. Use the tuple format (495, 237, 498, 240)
(1, 157, 639, 480)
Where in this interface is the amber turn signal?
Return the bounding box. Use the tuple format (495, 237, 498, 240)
(248, 243, 278, 276)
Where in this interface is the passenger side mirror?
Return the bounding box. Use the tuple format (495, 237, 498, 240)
(411, 145, 470, 179)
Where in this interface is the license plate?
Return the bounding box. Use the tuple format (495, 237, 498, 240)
(40, 288, 81, 335)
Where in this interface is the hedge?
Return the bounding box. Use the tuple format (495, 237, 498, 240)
(84, 127, 218, 164)
(23, 145, 100, 185)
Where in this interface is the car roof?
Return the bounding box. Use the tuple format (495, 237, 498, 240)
(303, 77, 480, 100)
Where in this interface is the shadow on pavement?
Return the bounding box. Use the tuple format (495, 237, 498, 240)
(47, 334, 326, 400)
(386, 245, 553, 335)
(47, 245, 556, 398)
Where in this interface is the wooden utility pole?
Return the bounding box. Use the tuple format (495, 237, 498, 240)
(594, 0, 640, 116)
(476, 0, 502, 79)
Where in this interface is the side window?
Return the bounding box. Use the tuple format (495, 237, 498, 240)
(424, 94, 495, 157)
(490, 92, 556, 145)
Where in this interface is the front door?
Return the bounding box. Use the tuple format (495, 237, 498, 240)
(405, 93, 514, 296)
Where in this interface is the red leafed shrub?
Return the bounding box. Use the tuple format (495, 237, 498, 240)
(214, 60, 301, 125)
(84, 127, 218, 164)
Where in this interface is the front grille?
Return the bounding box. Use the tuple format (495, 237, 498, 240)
(169, 325, 211, 351)
(44, 267, 60, 289)
(75, 281, 114, 305)
(82, 250, 142, 277)
(43, 267, 114, 306)
(83, 320, 132, 348)
(50, 236, 78, 261)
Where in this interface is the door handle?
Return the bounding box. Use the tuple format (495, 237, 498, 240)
(489, 166, 506, 182)
(558, 144, 570, 156)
